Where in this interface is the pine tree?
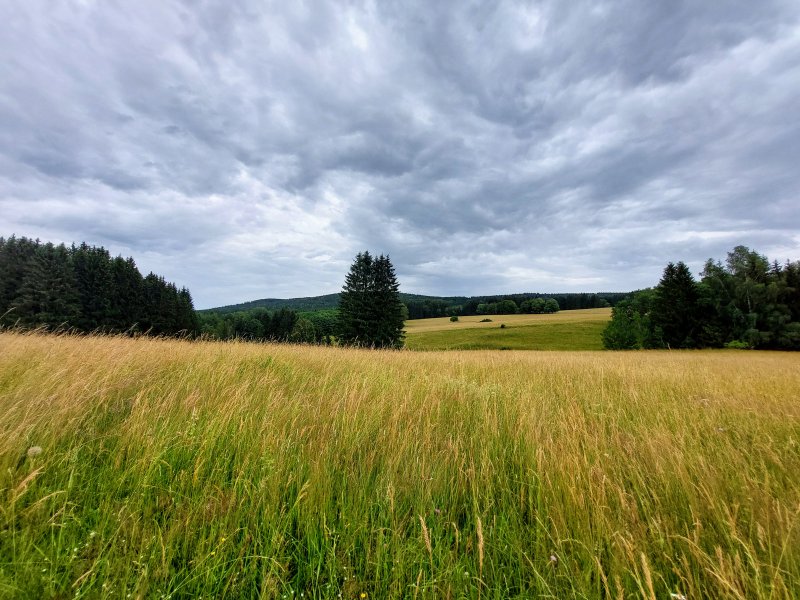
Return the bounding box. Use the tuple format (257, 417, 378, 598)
(651, 261, 700, 348)
(370, 254, 406, 348)
(71, 243, 114, 331)
(176, 287, 200, 335)
(337, 251, 374, 346)
(12, 243, 80, 328)
(337, 251, 405, 348)
(0, 236, 39, 325)
(109, 256, 145, 332)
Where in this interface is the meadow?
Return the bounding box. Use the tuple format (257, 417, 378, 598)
(1, 332, 799, 599)
(404, 308, 611, 351)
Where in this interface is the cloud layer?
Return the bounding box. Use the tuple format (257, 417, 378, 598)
(2, 0, 799, 307)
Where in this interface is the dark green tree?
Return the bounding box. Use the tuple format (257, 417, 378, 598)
(543, 298, 560, 313)
(71, 243, 114, 331)
(175, 287, 199, 335)
(650, 262, 700, 348)
(370, 254, 406, 348)
(496, 299, 518, 314)
(337, 252, 405, 348)
(109, 256, 145, 331)
(0, 236, 39, 325)
(337, 251, 374, 346)
(602, 289, 656, 349)
(12, 243, 80, 328)
(290, 317, 317, 343)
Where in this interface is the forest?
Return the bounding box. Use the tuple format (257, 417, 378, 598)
(403, 292, 622, 319)
(4, 236, 799, 351)
(0, 236, 197, 335)
(212, 291, 625, 319)
(603, 245, 800, 350)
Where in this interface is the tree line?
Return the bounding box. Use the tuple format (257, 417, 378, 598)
(603, 245, 800, 350)
(0, 236, 198, 335)
(197, 308, 337, 344)
(404, 292, 620, 319)
(197, 252, 405, 348)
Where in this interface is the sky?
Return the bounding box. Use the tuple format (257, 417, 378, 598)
(2, 1, 799, 309)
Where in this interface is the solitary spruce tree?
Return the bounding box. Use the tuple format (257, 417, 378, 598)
(337, 252, 405, 348)
(651, 261, 700, 348)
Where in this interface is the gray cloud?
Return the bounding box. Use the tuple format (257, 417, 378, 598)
(1, 0, 798, 307)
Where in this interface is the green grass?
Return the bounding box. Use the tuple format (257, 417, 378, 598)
(406, 320, 607, 350)
(405, 308, 611, 351)
(1, 332, 799, 599)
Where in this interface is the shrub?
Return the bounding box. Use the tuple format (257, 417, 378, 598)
(724, 339, 751, 350)
(450, 315, 459, 322)
(500, 323, 506, 329)
(479, 318, 492, 322)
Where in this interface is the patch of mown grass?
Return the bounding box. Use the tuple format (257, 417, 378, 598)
(1, 332, 799, 598)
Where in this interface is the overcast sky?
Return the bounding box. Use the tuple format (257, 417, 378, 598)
(2, 1, 799, 308)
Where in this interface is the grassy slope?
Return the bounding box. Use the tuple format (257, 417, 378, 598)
(1, 333, 800, 599)
(405, 308, 611, 350)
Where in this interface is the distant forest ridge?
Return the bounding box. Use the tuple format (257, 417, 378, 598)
(204, 291, 629, 318)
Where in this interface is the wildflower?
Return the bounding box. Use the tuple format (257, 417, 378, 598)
(360, 594, 367, 599)
(27, 446, 43, 457)
(549, 554, 558, 565)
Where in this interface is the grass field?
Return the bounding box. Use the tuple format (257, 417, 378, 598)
(1, 332, 800, 598)
(405, 308, 611, 350)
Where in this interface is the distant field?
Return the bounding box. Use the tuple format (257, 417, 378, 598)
(1, 332, 799, 598)
(405, 307, 611, 350)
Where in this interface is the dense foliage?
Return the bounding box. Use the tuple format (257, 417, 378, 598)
(208, 292, 624, 319)
(0, 236, 198, 335)
(197, 308, 337, 344)
(337, 251, 405, 348)
(603, 246, 800, 350)
(208, 293, 341, 314)
(385, 292, 618, 319)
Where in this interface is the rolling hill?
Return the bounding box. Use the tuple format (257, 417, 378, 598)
(203, 291, 628, 314)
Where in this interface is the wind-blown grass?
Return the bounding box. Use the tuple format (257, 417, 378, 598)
(1, 332, 799, 598)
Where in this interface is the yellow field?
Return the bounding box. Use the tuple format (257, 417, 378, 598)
(1, 332, 799, 598)
(405, 308, 612, 350)
(404, 307, 612, 333)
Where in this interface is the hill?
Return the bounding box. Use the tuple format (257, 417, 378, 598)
(203, 291, 628, 315)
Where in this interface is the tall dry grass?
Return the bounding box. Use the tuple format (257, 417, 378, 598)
(1, 332, 799, 598)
